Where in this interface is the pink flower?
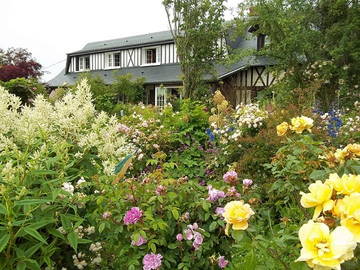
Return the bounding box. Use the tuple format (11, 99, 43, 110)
(102, 211, 112, 219)
(207, 185, 226, 201)
(218, 256, 229, 268)
(192, 232, 203, 250)
(131, 236, 147, 246)
(226, 186, 241, 198)
(123, 207, 143, 225)
(215, 207, 225, 216)
(117, 123, 130, 134)
(185, 229, 193, 240)
(223, 171, 238, 184)
(155, 185, 166, 196)
(176, 233, 183, 241)
(242, 179, 253, 187)
(143, 253, 163, 270)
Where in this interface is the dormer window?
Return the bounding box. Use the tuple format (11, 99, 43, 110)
(257, 34, 266, 50)
(142, 47, 160, 65)
(78, 56, 90, 71)
(105, 52, 121, 68)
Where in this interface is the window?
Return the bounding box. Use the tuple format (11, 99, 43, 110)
(155, 86, 182, 109)
(114, 53, 121, 67)
(78, 56, 90, 71)
(106, 52, 121, 68)
(142, 47, 160, 65)
(257, 34, 266, 50)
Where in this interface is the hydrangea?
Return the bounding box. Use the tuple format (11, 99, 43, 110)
(123, 207, 143, 225)
(142, 253, 163, 270)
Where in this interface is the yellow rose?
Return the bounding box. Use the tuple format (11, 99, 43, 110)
(276, 122, 289, 136)
(297, 220, 357, 269)
(332, 199, 346, 218)
(290, 116, 314, 134)
(300, 181, 334, 220)
(340, 193, 360, 242)
(329, 174, 360, 195)
(345, 143, 360, 157)
(334, 148, 349, 164)
(223, 200, 254, 235)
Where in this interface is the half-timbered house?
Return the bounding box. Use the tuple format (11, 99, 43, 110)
(48, 29, 275, 107)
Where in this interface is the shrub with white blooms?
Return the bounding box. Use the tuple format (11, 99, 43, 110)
(0, 79, 137, 177)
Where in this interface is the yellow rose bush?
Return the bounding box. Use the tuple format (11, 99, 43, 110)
(298, 173, 360, 268)
(276, 116, 314, 136)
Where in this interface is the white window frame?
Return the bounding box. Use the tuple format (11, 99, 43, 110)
(155, 86, 182, 108)
(78, 56, 90, 71)
(105, 51, 121, 69)
(141, 46, 161, 66)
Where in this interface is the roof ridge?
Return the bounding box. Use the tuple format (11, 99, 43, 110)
(84, 30, 172, 47)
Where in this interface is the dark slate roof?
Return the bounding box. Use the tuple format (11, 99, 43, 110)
(70, 31, 174, 55)
(48, 56, 273, 87)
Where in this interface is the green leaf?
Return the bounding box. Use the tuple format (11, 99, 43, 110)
(99, 223, 106, 233)
(30, 170, 57, 176)
(209, 221, 218, 232)
(14, 199, 52, 206)
(28, 218, 55, 230)
(16, 262, 26, 270)
(24, 259, 40, 270)
(149, 242, 156, 253)
(171, 208, 179, 220)
(0, 233, 10, 253)
(67, 232, 78, 251)
(24, 242, 43, 257)
(0, 204, 7, 215)
(60, 214, 72, 231)
(23, 227, 47, 244)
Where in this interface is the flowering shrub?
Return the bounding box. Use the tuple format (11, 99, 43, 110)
(0, 80, 137, 269)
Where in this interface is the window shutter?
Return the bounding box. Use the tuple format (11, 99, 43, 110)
(75, 57, 79, 71)
(156, 47, 161, 64)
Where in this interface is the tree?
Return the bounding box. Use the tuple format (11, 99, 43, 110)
(235, 0, 360, 110)
(0, 48, 42, 82)
(163, 0, 226, 98)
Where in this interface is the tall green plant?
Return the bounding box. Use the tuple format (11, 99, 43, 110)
(163, 0, 226, 98)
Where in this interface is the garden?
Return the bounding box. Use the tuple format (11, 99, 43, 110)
(0, 78, 359, 269)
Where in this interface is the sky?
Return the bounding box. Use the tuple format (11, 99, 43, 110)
(2, 0, 241, 82)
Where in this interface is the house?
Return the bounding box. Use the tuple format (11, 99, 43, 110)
(48, 29, 275, 107)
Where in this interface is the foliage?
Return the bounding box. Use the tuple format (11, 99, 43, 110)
(0, 47, 42, 82)
(235, 0, 360, 110)
(163, 0, 226, 98)
(75, 73, 145, 113)
(0, 77, 47, 104)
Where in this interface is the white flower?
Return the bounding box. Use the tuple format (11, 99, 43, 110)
(76, 177, 86, 187)
(62, 182, 74, 195)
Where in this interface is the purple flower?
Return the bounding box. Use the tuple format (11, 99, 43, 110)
(123, 207, 143, 225)
(215, 207, 225, 216)
(218, 256, 229, 268)
(192, 232, 203, 250)
(242, 179, 253, 187)
(143, 253, 163, 270)
(223, 171, 238, 184)
(207, 185, 226, 202)
(131, 236, 147, 246)
(176, 233, 183, 241)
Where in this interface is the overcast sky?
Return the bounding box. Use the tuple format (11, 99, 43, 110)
(2, 0, 241, 82)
